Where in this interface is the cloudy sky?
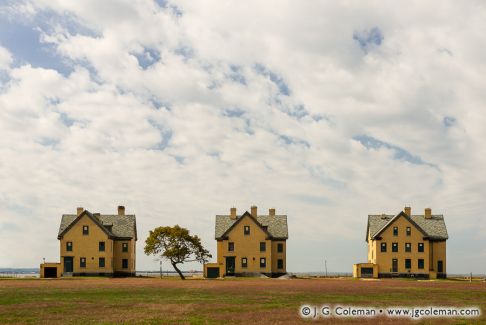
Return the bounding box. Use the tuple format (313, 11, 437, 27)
(1, 0, 485, 274)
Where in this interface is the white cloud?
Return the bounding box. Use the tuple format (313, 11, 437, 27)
(0, 0, 485, 273)
(0, 46, 12, 70)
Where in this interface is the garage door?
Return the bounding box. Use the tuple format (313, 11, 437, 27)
(360, 267, 373, 278)
(44, 267, 57, 278)
(207, 267, 219, 279)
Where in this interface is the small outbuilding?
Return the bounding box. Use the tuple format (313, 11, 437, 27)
(40, 262, 62, 278)
(353, 263, 378, 278)
(204, 263, 222, 278)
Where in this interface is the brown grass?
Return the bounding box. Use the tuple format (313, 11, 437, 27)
(0, 277, 484, 324)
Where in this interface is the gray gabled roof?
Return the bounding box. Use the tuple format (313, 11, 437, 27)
(367, 212, 448, 241)
(58, 211, 137, 240)
(215, 212, 288, 240)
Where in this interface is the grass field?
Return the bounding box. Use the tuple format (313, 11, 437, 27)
(0, 277, 484, 324)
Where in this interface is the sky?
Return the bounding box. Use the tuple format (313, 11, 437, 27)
(0, 0, 485, 274)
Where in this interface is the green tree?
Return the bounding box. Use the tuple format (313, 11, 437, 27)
(144, 225, 212, 279)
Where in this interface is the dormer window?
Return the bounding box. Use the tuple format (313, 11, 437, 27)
(82, 225, 89, 235)
(244, 226, 250, 235)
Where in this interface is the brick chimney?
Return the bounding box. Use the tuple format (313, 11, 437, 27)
(425, 208, 432, 219)
(269, 208, 275, 216)
(118, 205, 125, 216)
(230, 207, 237, 220)
(404, 206, 411, 216)
(251, 205, 257, 217)
(77, 207, 84, 216)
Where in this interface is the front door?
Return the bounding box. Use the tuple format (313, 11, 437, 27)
(392, 259, 398, 273)
(226, 257, 235, 276)
(437, 260, 443, 273)
(64, 257, 73, 273)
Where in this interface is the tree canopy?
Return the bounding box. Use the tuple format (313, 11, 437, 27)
(144, 225, 212, 279)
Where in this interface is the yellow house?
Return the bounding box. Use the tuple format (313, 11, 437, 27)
(204, 206, 288, 278)
(354, 206, 448, 279)
(56, 206, 137, 277)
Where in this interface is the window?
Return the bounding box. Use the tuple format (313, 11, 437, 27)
(392, 242, 398, 252)
(241, 258, 248, 268)
(80, 257, 86, 268)
(66, 242, 72, 252)
(418, 259, 424, 269)
(99, 257, 105, 268)
(393, 227, 398, 236)
(244, 226, 250, 235)
(82, 225, 89, 235)
(122, 259, 128, 269)
(418, 243, 424, 252)
(277, 243, 284, 253)
(260, 242, 266, 252)
(405, 243, 411, 252)
(228, 242, 234, 252)
(406, 227, 411, 236)
(260, 258, 266, 268)
(405, 259, 411, 269)
(122, 243, 128, 252)
(277, 259, 284, 269)
(380, 242, 387, 252)
(99, 241, 105, 252)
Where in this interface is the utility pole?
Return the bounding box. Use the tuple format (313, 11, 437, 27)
(160, 260, 162, 279)
(325, 259, 328, 278)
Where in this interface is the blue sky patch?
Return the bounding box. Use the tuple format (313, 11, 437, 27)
(155, 0, 183, 17)
(37, 137, 60, 148)
(353, 27, 384, 53)
(174, 45, 193, 61)
(0, 19, 73, 75)
(0, 6, 99, 76)
(443, 116, 456, 127)
(279, 134, 310, 148)
(59, 112, 76, 127)
(354, 134, 436, 167)
(223, 107, 245, 118)
(133, 48, 161, 70)
(254, 63, 290, 96)
(228, 65, 246, 85)
(148, 119, 172, 150)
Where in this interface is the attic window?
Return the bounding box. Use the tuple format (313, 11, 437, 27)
(82, 225, 89, 235)
(122, 243, 128, 252)
(244, 226, 250, 235)
(406, 227, 411, 236)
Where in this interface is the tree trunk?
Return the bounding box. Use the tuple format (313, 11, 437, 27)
(171, 262, 185, 280)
